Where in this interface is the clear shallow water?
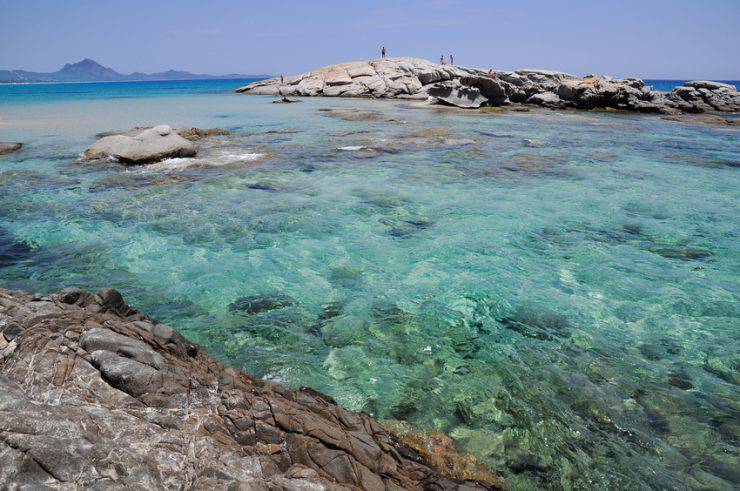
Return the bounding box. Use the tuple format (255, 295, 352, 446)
(1, 80, 739, 490)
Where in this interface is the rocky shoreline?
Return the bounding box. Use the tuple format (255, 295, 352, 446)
(0, 287, 501, 489)
(236, 58, 739, 114)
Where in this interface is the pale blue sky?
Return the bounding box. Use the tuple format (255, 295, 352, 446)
(1, 0, 739, 79)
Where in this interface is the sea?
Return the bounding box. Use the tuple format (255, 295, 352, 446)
(0, 78, 738, 490)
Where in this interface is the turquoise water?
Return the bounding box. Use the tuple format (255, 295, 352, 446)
(1, 80, 738, 490)
(643, 80, 738, 92)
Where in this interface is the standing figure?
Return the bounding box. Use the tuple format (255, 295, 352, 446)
(280, 74, 284, 84)
(440, 55, 446, 65)
(450, 54, 454, 65)
(487, 69, 495, 78)
(381, 46, 386, 58)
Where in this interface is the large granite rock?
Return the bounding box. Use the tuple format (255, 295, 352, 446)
(0, 142, 22, 155)
(237, 58, 484, 99)
(663, 81, 740, 113)
(236, 59, 739, 114)
(83, 125, 196, 165)
(0, 287, 500, 490)
(554, 76, 665, 112)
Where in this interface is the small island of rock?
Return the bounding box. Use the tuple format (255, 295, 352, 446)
(236, 58, 739, 114)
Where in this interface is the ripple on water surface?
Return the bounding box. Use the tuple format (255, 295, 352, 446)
(0, 88, 739, 490)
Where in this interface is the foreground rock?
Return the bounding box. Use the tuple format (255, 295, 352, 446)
(0, 287, 500, 490)
(236, 58, 739, 114)
(84, 125, 196, 165)
(0, 142, 22, 155)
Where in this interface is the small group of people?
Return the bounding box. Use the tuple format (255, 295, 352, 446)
(381, 47, 455, 66)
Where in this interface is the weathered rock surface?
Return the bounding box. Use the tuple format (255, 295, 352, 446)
(427, 80, 488, 109)
(0, 142, 22, 155)
(0, 287, 500, 490)
(83, 125, 196, 165)
(237, 58, 483, 100)
(663, 80, 740, 113)
(236, 58, 739, 114)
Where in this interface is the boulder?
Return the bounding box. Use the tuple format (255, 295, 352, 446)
(527, 91, 561, 106)
(83, 125, 196, 165)
(428, 81, 489, 108)
(0, 142, 22, 155)
(460, 76, 510, 105)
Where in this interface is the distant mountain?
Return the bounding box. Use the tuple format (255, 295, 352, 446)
(0, 58, 267, 83)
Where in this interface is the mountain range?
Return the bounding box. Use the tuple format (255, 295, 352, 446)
(0, 58, 267, 83)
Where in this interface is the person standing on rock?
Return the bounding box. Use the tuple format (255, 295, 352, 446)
(381, 46, 386, 58)
(440, 55, 446, 65)
(450, 54, 454, 65)
(280, 75, 284, 84)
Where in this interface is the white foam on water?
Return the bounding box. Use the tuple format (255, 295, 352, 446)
(338, 146, 366, 151)
(147, 152, 265, 170)
(220, 152, 264, 162)
(148, 157, 198, 170)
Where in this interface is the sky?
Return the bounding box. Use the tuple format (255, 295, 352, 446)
(1, 0, 739, 79)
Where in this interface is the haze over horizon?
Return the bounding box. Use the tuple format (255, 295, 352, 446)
(2, 0, 739, 80)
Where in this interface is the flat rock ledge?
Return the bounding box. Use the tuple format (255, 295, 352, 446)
(236, 58, 740, 114)
(0, 287, 500, 490)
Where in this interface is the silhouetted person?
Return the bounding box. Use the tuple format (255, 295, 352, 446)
(280, 75, 284, 84)
(450, 54, 454, 65)
(487, 69, 495, 78)
(440, 55, 446, 65)
(381, 46, 386, 58)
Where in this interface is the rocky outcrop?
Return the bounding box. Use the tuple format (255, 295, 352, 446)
(237, 58, 484, 99)
(663, 81, 740, 113)
(0, 287, 500, 490)
(0, 142, 22, 155)
(83, 125, 196, 165)
(236, 58, 739, 114)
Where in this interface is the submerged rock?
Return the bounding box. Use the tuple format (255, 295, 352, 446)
(0, 228, 32, 269)
(0, 142, 22, 155)
(176, 127, 230, 140)
(83, 125, 196, 165)
(272, 96, 301, 103)
(0, 287, 500, 489)
(229, 293, 295, 314)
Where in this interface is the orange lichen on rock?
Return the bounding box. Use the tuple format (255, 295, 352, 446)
(382, 419, 506, 489)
